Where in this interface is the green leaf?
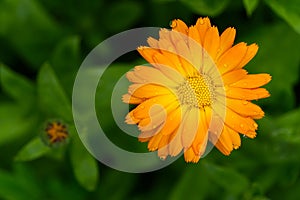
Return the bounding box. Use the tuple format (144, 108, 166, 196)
(98, 171, 137, 200)
(0, 170, 33, 200)
(103, 1, 142, 32)
(0, 103, 36, 146)
(70, 130, 99, 191)
(243, 23, 300, 113)
(169, 165, 210, 200)
(0, 64, 35, 104)
(0, 0, 62, 68)
(180, 0, 231, 16)
(264, 0, 300, 34)
(269, 108, 300, 144)
(204, 162, 249, 195)
(37, 63, 72, 122)
(243, 0, 259, 16)
(14, 137, 50, 161)
(0, 165, 43, 200)
(51, 36, 80, 97)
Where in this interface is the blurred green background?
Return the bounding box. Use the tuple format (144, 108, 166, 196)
(0, 0, 300, 199)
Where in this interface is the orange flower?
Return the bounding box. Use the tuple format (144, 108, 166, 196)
(45, 121, 68, 145)
(123, 17, 271, 163)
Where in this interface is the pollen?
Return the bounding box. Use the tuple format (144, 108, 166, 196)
(45, 121, 68, 144)
(177, 74, 215, 108)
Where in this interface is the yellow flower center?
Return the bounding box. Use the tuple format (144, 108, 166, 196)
(177, 74, 215, 108)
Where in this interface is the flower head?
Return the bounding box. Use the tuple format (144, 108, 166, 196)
(123, 17, 271, 162)
(44, 121, 69, 146)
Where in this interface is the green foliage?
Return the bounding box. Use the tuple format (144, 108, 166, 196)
(180, 0, 231, 16)
(14, 137, 50, 161)
(37, 63, 72, 122)
(244, 23, 300, 113)
(0, 0, 300, 199)
(243, 0, 260, 16)
(264, 0, 300, 34)
(70, 131, 99, 191)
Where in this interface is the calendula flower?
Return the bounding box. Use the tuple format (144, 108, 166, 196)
(44, 121, 69, 145)
(123, 17, 271, 163)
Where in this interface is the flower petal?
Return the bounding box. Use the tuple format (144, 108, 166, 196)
(217, 42, 248, 74)
(195, 17, 212, 45)
(203, 26, 220, 60)
(226, 125, 241, 149)
(160, 107, 182, 135)
(148, 132, 163, 151)
(236, 43, 258, 69)
(181, 107, 200, 148)
(128, 84, 172, 99)
(184, 146, 200, 163)
(211, 126, 233, 156)
(192, 109, 209, 156)
(222, 69, 248, 86)
(188, 26, 203, 71)
(122, 93, 143, 104)
(226, 98, 265, 119)
(147, 37, 159, 48)
(224, 108, 258, 135)
(158, 135, 170, 159)
(133, 65, 178, 87)
(168, 126, 183, 157)
(138, 99, 179, 132)
(226, 87, 270, 100)
(171, 19, 188, 34)
(230, 74, 272, 88)
(216, 27, 236, 59)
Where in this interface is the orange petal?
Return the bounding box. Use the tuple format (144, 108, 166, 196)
(226, 87, 270, 100)
(244, 131, 257, 138)
(212, 127, 233, 156)
(138, 128, 161, 142)
(192, 109, 209, 156)
(148, 132, 163, 151)
(168, 126, 183, 157)
(188, 26, 203, 70)
(160, 107, 182, 136)
(170, 31, 196, 76)
(152, 53, 185, 84)
(224, 108, 258, 135)
(222, 69, 248, 86)
(184, 147, 200, 163)
(236, 43, 258, 69)
(138, 100, 179, 132)
(159, 28, 171, 40)
(195, 17, 212, 45)
(133, 65, 177, 87)
(137, 46, 159, 64)
(171, 19, 188, 35)
(126, 71, 144, 83)
(217, 42, 248, 74)
(125, 110, 140, 124)
(181, 107, 200, 148)
(216, 27, 236, 59)
(188, 25, 202, 46)
(226, 98, 265, 119)
(128, 84, 171, 99)
(226, 125, 241, 149)
(158, 38, 188, 76)
(131, 94, 176, 120)
(147, 37, 159, 48)
(122, 93, 143, 104)
(230, 74, 272, 88)
(203, 26, 220, 60)
(158, 135, 170, 159)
